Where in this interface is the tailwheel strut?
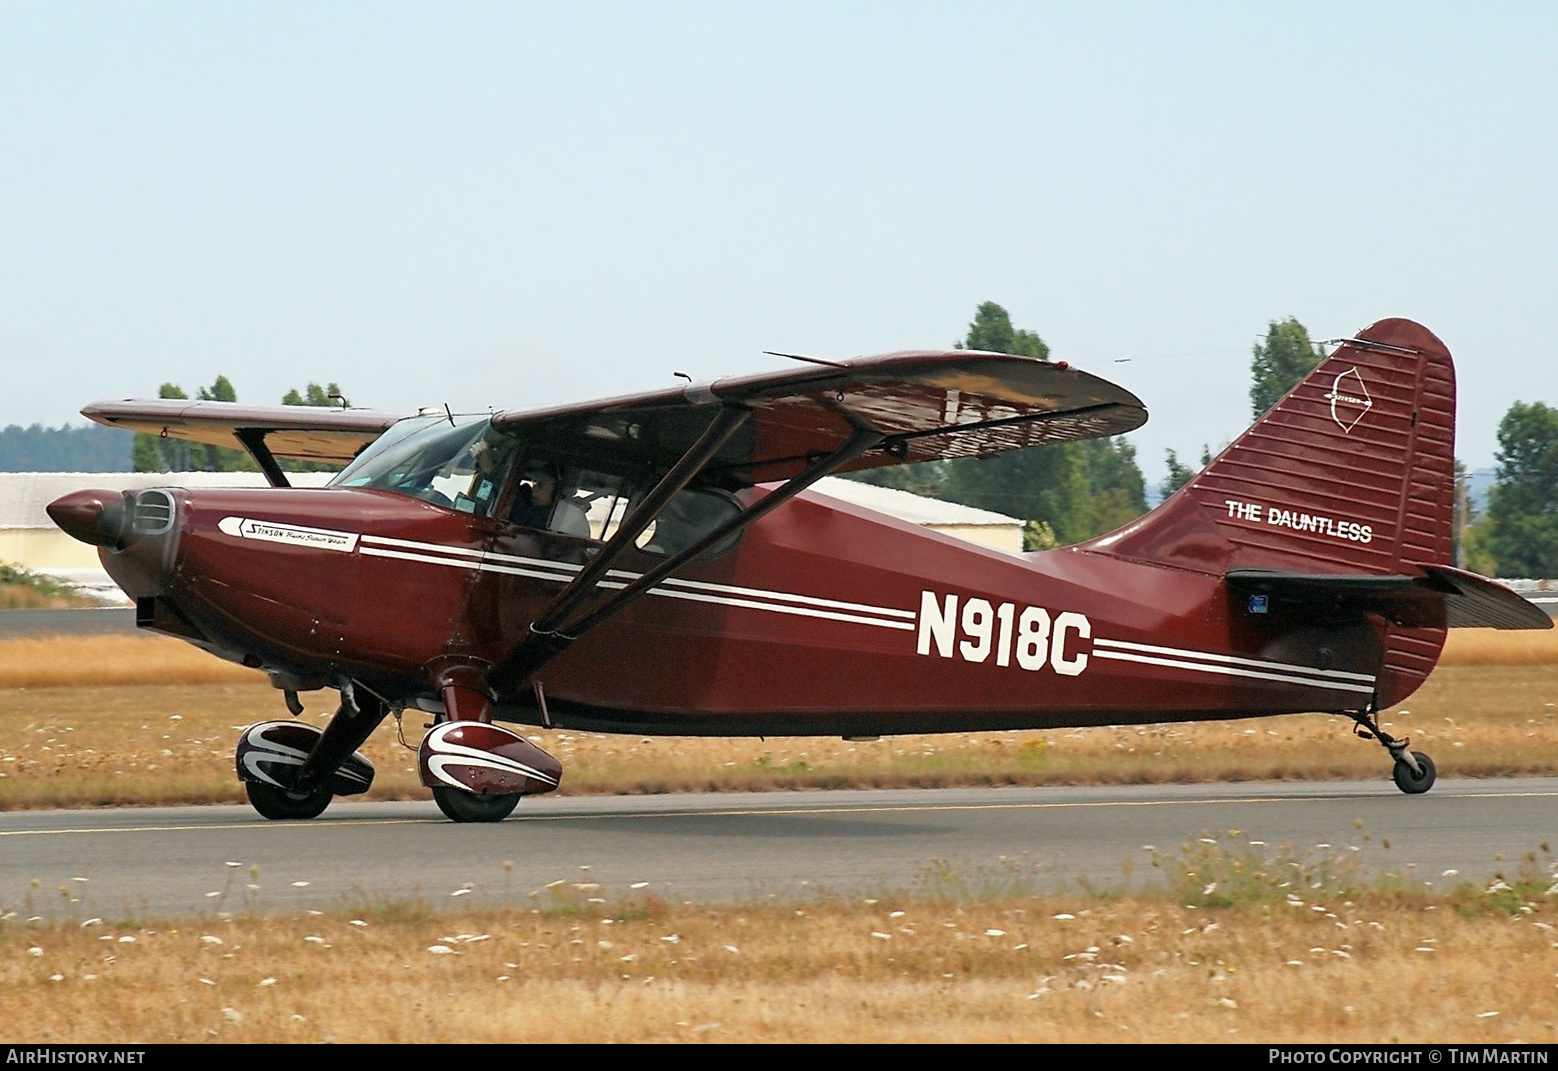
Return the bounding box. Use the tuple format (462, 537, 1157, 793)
(1348, 703, 1436, 795)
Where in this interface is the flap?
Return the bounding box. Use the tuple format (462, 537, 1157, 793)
(492, 350, 1147, 482)
(81, 399, 406, 464)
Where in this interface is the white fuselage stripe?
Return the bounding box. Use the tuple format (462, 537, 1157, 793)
(346, 533, 1380, 676)
(1093, 637, 1375, 683)
(1091, 649, 1376, 694)
(360, 534, 487, 559)
(609, 584, 917, 630)
(610, 572, 919, 620)
(353, 533, 914, 626)
(359, 547, 482, 571)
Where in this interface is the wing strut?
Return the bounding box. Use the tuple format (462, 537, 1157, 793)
(485, 405, 754, 691)
(234, 429, 292, 488)
(487, 425, 884, 696)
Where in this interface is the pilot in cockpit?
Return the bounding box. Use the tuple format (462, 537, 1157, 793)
(510, 473, 558, 530)
(510, 466, 595, 537)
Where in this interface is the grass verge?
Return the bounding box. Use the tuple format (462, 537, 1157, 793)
(0, 566, 99, 610)
(2, 834, 1554, 1042)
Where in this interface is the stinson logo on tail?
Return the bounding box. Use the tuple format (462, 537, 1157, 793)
(1325, 367, 1373, 433)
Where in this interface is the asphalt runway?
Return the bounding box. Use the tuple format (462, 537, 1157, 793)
(2, 779, 1555, 921)
(0, 607, 136, 636)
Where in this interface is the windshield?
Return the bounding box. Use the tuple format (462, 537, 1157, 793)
(331, 416, 517, 515)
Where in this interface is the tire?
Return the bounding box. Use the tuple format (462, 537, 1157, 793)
(1392, 751, 1436, 795)
(433, 786, 521, 823)
(246, 779, 332, 820)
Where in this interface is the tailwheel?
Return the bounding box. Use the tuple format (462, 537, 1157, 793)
(245, 780, 333, 820)
(1392, 751, 1437, 795)
(432, 785, 521, 823)
(1348, 703, 1436, 796)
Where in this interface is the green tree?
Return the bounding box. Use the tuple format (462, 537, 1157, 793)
(1480, 401, 1558, 577)
(195, 375, 254, 472)
(280, 382, 351, 473)
(1160, 444, 1215, 500)
(1161, 449, 1196, 498)
(850, 301, 1146, 547)
(957, 301, 1049, 359)
(132, 377, 257, 472)
(1250, 317, 1324, 417)
(283, 382, 348, 408)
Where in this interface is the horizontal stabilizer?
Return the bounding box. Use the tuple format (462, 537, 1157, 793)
(1227, 567, 1552, 631)
(1419, 565, 1555, 630)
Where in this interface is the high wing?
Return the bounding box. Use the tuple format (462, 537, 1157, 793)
(83, 351, 1144, 485)
(493, 350, 1147, 482)
(81, 399, 406, 483)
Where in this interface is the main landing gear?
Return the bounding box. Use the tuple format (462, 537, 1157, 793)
(431, 785, 521, 823)
(234, 677, 563, 823)
(1348, 703, 1436, 795)
(415, 702, 562, 823)
(234, 684, 386, 821)
(245, 779, 333, 821)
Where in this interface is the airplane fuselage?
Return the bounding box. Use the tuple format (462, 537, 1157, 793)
(102, 481, 1395, 737)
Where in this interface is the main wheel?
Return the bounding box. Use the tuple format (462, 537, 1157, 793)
(245, 780, 333, 820)
(1392, 751, 1437, 795)
(432, 786, 521, 823)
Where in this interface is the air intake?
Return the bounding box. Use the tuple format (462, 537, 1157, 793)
(131, 489, 175, 535)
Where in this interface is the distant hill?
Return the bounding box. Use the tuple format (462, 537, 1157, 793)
(0, 423, 133, 472)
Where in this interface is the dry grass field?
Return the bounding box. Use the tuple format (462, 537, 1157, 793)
(2, 834, 1555, 1043)
(0, 629, 1556, 809)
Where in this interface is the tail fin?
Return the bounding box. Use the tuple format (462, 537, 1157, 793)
(1088, 317, 1454, 576)
(1084, 317, 1456, 705)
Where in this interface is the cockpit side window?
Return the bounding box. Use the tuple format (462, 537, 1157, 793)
(501, 459, 744, 559)
(508, 463, 633, 540)
(332, 417, 518, 517)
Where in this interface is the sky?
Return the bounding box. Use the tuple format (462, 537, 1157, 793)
(2, 2, 1555, 482)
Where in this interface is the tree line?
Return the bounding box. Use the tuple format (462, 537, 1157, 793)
(0, 423, 131, 472)
(130, 377, 349, 473)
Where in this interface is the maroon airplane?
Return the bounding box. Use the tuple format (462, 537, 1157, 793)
(48, 317, 1550, 822)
